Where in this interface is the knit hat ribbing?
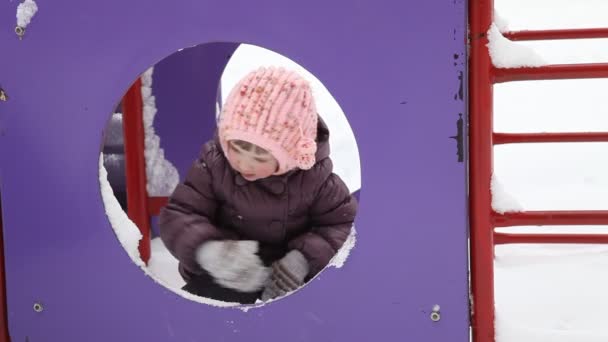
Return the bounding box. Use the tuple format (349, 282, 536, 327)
(218, 66, 318, 175)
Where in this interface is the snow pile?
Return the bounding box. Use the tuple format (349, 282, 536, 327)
(103, 153, 122, 168)
(16, 0, 37, 28)
(99, 154, 144, 267)
(493, 143, 608, 211)
(105, 112, 124, 146)
(329, 226, 357, 268)
(494, 11, 510, 33)
(491, 173, 524, 214)
(487, 24, 547, 68)
(495, 243, 608, 342)
(140, 68, 180, 196)
(147, 237, 186, 289)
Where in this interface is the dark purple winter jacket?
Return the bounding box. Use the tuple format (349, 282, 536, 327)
(159, 119, 358, 282)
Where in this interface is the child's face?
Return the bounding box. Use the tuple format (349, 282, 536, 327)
(226, 140, 279, 181)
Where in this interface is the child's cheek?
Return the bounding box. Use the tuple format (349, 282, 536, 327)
(225, 149, 237, 166)
(225, 151, 239, 172)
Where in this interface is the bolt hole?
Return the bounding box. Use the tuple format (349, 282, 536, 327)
(33, 303, 43, 313)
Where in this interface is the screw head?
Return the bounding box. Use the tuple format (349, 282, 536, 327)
(15, 26, 25, 38)
(33, 303, 43, 313)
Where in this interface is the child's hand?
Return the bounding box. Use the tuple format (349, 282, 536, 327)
(261, 250, 309, 301)
(195, 240, 269, 292)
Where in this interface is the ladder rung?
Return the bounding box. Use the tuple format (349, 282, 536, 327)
(147, 196, 169, 216)
(494, 132, 608, 144)
(494, 232, 608, 244)
(503, 28, 608, 41)
(493, 63, 608, 83)
(494, 211, 608, 227)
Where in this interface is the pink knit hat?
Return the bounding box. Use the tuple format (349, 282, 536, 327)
(218, 66, 318, 175)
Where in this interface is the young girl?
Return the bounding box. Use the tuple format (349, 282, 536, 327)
(159, 66, 357, 304)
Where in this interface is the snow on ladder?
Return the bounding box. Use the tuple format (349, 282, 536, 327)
(469, 1, 608, 342)
(122, 79, 169, 264)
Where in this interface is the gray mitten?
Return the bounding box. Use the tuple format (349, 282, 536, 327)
(261, 250, 310, 301)
(195, 240, 270, 292)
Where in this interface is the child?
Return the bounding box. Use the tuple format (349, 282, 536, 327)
(159, 66, 358, 304)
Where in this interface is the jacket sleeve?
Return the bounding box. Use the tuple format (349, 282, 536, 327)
(287, 173, 358, 277)
(159, 145, 232, 273)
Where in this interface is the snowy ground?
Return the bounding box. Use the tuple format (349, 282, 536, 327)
(102, 0, 608, 339)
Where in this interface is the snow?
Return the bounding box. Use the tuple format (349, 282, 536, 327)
(140, 68, 180, 196)
(99, 154, 144, 267)
(16, 0, 37, 28)
(495, 243, 608, 342)
(494, 0, 608, 31)
(493, 11, 510, 33)
(328, 226, 357, 268)
(487, 24, 547, 68)
(491, 174, 524, 214)
(494, 142, 608, 211)
(102, 153, 122, 168)
(147, 237, 185, 289)
(105, 112, 124, 146)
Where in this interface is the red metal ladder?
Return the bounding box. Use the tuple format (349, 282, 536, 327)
(469, 1, 608, 341)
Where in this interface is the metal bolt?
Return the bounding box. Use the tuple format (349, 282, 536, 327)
(15, 26, 25, 39)
(430, 304, 441, 322)
(33, 303, 43, 313)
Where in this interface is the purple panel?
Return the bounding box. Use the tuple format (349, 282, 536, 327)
(153, 42, 239, 178)
(0, 1, 468, 341)
(147, 42, 238, 238)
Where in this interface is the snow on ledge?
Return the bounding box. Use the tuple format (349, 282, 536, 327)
(99, 154, 144, 266)
(16, 0, 37, 28)
(329, 226, 356, 268)
(140, 68, 180, 197)
(491, 173, 524, 214)
(487, 23, 547, 68)
(496, 314, 608, 342)
(494, 11, 510, 33)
